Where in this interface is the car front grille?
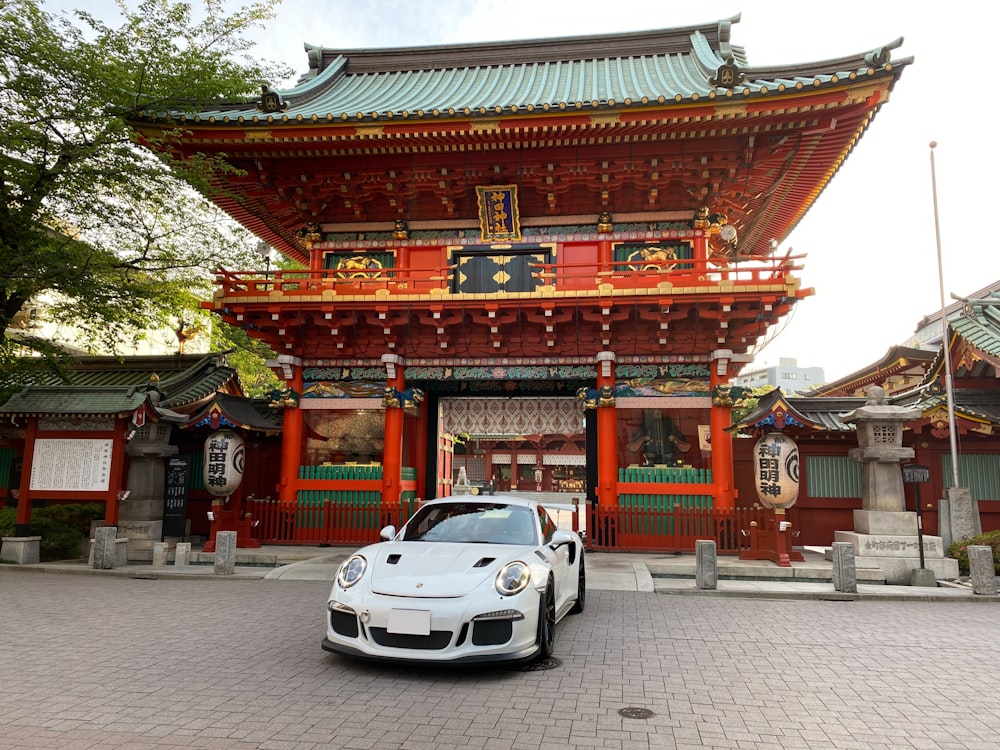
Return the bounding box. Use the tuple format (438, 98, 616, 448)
(368, 628, 453, 650)
(330, 610, 359, 638)
(472, 619, 513, 646)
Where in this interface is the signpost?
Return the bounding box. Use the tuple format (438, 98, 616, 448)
(162, 456, 190, 540)
(902, 463, 930, 569)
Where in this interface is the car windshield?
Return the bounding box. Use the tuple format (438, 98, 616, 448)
(401, 502, 538, 545)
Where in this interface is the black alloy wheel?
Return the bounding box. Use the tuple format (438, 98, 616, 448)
(537, 579, 556, 659)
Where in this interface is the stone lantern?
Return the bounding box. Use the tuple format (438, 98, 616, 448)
(841, 385, 920, 515)
(835, 386, 957, 584)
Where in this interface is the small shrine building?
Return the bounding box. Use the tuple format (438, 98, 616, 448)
(128, 15, 911, 549)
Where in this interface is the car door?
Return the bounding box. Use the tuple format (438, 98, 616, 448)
(537, 507, 574, 612)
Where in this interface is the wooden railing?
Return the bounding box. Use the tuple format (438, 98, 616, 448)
(212, 252, 804, 300)
(248, 496, 421, 546)
(587, 504, 768, 554)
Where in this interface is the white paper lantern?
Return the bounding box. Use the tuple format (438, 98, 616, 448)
(203, 430, 245, 497)
(753, 432, 799, 509)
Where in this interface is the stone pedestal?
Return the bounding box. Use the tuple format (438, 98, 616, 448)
(214, 531, 237, 575)
(831, 541, 857, 593)
(1, 536, 41, 565)
(91, 519, 162, 564)
(939, 487, 981, 550)
(968, 545, 998, 596)
(152, 542, 169, 566)
(119, 420, 178, 562)
(175, 542, 192, 566)
(88, 529, 129, 568)
(834, 510, 957, 584)
(695, 540, 717, 590)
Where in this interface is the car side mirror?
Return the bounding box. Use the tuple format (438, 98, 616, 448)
(380, 524, 396, 541)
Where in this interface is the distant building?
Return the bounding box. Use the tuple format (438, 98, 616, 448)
(731, 357, 824, 395)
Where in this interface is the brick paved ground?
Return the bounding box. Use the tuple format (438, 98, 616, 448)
(1, 573, 999, 749)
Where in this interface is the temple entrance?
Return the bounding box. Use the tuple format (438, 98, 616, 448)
(437, 396, 587, 498)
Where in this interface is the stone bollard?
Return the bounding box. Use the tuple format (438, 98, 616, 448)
(93, 526, 118, 570)
(152, 542, 169, 566)
(213, 531, 237, 575)
(695, 539, 717, 590)
(174, 542, 192, 566)
(831, 541, 857, 593)
(967, 545, 998, 596)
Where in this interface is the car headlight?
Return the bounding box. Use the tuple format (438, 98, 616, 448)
(337, 555, 367, 589)
(495, 561, 530, 596)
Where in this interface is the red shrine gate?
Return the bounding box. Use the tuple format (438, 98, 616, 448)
(130, 17, 909, 551)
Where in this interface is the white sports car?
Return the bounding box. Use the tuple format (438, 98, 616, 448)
(322, 495, 585, 664)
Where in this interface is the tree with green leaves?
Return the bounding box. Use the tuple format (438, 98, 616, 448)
(0, 0, 291, 379)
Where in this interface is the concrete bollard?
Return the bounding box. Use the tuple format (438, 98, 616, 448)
(967, 545, 998, 596)
(831, 541, 857, 593)
(213, 531, 237, 575)
(152, 542, 169, 566)
(695, 539, 717, 590)
(174, 542, 192, 566)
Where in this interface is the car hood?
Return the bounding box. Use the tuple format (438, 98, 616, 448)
(369, 542, 533, 597)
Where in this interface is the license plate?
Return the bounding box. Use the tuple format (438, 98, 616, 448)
(387, 609, 431, 635)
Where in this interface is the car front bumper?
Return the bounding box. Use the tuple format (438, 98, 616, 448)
(322, 586, 543, 664)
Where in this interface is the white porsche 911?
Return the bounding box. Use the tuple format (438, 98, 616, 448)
(322, 495, 585, 664)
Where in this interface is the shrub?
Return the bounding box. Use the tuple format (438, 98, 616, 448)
(947, 529, 1000, 575)
(0, 503, 105, 562)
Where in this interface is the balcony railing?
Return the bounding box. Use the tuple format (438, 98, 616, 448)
(211, 252, 804, 300)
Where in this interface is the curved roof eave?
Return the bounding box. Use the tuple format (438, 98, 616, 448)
(135, 17, 907, 126)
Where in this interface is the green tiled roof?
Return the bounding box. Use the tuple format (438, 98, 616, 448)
(0, 385, 147, 416)
(951, 294, 1000, 359)
(920, 292, 1000, 386)
(0, 353, 242, 415)
(185, 16, 905, 123)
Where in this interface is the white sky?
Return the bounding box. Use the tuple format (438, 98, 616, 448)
(46, 1, 998, 382)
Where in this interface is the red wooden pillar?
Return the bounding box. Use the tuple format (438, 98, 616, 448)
(275, 356, 304, 504)
(597, 236, 613, 276)
(595, 351, 618, 508)
(13, 417, 38, 535)
(381, 354, 405, 506)
(103, 416, 130, 527)
(691, 226, 710, 265)
(709, 349, 739, 509)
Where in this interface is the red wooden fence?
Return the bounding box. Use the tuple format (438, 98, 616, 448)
(587, 504, 766, 553)
(246, 496, 768, 553)
(248, 497, 418, 546)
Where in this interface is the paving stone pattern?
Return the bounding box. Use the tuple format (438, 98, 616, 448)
(1, 575, 999, 749)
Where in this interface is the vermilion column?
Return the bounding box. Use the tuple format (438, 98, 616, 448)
(709, 349, 737, 509)
(13, 417, 38, 535)
(103, 416, 130, 527)
(597, 237, 613, 276)
(276, 355, 304, 504)
(595, 351, 618, 508)
(381, 354, 405, 506)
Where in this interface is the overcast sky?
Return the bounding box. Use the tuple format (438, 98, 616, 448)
(45, 1, 996, 382)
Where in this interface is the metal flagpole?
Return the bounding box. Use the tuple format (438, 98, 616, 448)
(929, 141, 961, 489)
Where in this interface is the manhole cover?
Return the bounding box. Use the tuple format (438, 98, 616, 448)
(519, 656, 561, 671)
(618, 707, 655, 720)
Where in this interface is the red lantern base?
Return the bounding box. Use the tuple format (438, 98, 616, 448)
(738, 508, 804, 567)
(202, 501, 261, 552)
